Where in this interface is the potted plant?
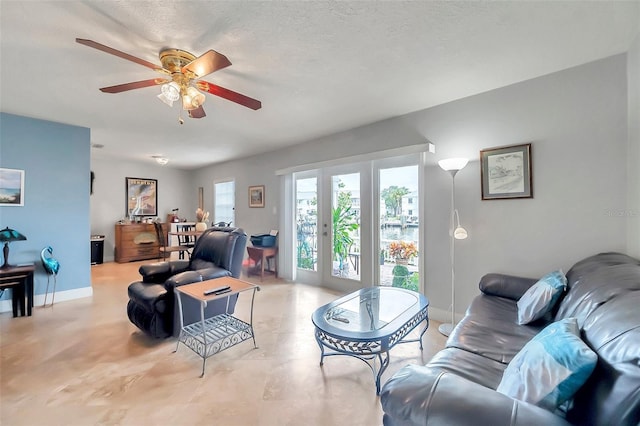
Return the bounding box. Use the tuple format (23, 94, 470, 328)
(332, 204, 359, 275)
(388, 240, 418, 265)
(195, 208, 209, 231)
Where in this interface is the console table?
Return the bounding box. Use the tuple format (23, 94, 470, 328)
(174, 276, 260, 376)
(0, 264, 35, 317)
(246, 246, 278, 281)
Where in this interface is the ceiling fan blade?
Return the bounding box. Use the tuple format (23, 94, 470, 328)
(188, 106, 206, 119)
(76, 38, 163, 71)
(196, 81, 262, 110)
(100, 78, 169, 93)
(182, 50, 231, 79)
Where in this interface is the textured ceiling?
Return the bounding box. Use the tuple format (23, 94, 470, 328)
(1, 1, 638, 169)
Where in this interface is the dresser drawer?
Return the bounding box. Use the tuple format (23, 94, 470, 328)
(115, 223, 166, 263)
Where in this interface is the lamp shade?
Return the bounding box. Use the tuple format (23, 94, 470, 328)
(161, 82, 180, 101)
(454, 226, 468, 240)
(0, 227, 26, 243)
(438, 158, 469, 172)
(0, 227, 27, 269)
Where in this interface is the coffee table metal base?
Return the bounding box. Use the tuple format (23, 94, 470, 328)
(314, 306, 429, 394)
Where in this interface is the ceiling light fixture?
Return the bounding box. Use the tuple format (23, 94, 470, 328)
(158, 80, 206, 112)
(152, 156, 169, 165)
(157, 81, 180, 106)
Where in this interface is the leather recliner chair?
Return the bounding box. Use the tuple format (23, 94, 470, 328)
(127, 226, 247, 338)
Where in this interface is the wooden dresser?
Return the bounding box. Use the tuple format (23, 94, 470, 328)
(115, 223, 168, 263)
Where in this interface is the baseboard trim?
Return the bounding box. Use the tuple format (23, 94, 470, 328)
(428, 307, 462, 324)
(0, 286, 93, 313)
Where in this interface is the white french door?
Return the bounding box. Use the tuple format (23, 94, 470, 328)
(292, 154, 421, 293)
(320, 163, 372, 292)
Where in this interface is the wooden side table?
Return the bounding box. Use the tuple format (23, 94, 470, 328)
(246, 246, 278, 281)
(0, 264, 35, 317)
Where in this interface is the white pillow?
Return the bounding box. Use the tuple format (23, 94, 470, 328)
(517, 270, 567, 325)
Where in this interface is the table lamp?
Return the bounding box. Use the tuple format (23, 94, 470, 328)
(0, 227, 27, 269)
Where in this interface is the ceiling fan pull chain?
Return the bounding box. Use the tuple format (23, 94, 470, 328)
(178, 113, 184, 125)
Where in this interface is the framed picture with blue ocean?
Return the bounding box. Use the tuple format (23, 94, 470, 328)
(0, 168, 25, 206)
(480, 143, 532, 200)
(126, 177, 157, 217)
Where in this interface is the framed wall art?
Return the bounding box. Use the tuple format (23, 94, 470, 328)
(0, 168, 25, 206)
(126, 177, 157, 217)
(249, 185, 265, 208)
(480, 143, 532, 200)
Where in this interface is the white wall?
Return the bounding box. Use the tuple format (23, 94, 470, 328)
(90, 158, 195, 262)
(187, 54, 629, 320)
(628, 32, 640, 258)
(415, 54, 628, 317)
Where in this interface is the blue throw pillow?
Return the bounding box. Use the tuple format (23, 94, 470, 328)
(517, 270, 567, 325)
(496, 317, 597, 411)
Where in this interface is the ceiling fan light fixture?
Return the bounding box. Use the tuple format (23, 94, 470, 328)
(157, 92, 174, 107)
(182, 94, 195, 110)
(161, 82, 180, 101)
(181, 86, 206, 110)
(189, 86, 206, 108)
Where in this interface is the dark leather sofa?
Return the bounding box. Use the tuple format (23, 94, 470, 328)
(127, 227, 247, 338)
(381, 252, 640, 425)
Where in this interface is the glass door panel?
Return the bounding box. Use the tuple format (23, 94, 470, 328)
(330, 172, 361, 281)
(296, 176, 318, 272)
(379, 165, 419, 290)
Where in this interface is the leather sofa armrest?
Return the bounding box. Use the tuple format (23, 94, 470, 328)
(139, 261, 190, 283)
(197, 266, 232, 281)
(380, 365, 571, 426)
(163, 270, 203, 291)
(479, 273, 538, 301)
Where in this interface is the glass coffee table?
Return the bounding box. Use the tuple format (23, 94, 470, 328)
(311, 286, 429, 394)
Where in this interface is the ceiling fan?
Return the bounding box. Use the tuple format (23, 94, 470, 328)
(76, 38, 261, 121)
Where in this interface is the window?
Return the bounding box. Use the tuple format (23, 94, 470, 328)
(214, 180, 235, 225)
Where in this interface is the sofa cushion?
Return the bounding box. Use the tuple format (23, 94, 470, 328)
(426, 347, 508, 389)
(496, 317, 597, 412)
(556, 255, 640, 325)
(517, 270, 567, 325)
(381, 366, 572, 426)
(566, 290, 640, 425)
(448, 294, 544, 363)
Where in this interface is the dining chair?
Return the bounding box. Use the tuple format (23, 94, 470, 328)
(176, 223, 196, 259)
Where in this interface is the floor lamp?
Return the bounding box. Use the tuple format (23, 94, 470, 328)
(438, 158, 468, 337)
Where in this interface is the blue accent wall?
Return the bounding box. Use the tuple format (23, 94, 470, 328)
(0, 113, 91, 298)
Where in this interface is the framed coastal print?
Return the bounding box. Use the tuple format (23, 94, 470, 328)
(480, 143, 532, 200)
(0, 168, 25, 206)
(126, 177, 157, 217)
(249, 185, 265, 208)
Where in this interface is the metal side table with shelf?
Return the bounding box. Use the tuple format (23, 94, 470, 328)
(174, 276, 260, 376)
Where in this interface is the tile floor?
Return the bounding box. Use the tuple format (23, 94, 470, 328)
(0, 261, 446, 425)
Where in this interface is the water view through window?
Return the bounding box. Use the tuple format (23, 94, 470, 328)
(379, 165, 419, 289)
